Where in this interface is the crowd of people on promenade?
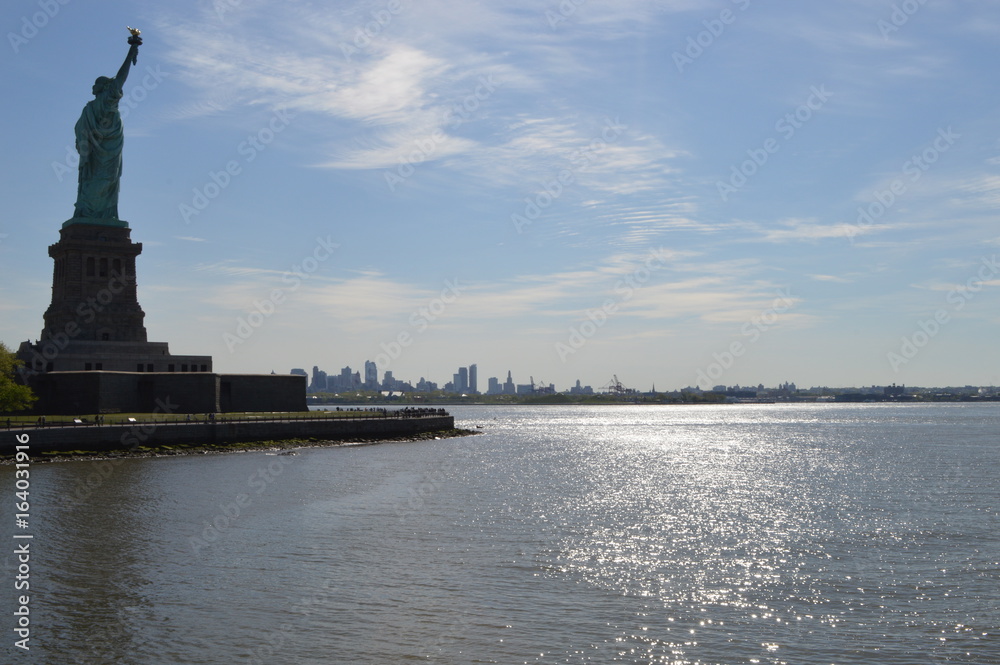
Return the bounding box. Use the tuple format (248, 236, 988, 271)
(330, 407, 449, 418)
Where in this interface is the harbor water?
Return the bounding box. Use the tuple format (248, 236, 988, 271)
(2, 403, 997, 663)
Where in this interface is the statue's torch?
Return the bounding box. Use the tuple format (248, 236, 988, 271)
(127, 26, 142, 65)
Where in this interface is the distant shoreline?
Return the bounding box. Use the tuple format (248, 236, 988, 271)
(314, 395, 1000, 406)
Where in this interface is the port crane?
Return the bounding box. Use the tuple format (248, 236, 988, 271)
(529, 376, 555, 395)
(603, 375, 627, 396)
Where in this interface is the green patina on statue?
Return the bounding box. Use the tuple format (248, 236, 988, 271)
(66, 28, 142, 228)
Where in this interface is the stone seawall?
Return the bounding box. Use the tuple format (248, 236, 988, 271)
(1, 415, 455, 456)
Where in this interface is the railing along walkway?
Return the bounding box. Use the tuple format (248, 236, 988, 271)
(4, 408, 450, 430)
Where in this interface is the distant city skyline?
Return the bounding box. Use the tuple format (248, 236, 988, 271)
(297, 358, 584, 394)
(2, 1, 999, 390)
(291, 358, 995, 396)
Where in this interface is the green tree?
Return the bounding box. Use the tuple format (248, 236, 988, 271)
(0, 342, 36, 412)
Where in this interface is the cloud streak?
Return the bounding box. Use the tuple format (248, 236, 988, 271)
(160, 1, 684, 201)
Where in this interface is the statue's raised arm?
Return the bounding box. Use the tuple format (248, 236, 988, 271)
(71, 29, 143, 223)
(115, 27, 142, 90)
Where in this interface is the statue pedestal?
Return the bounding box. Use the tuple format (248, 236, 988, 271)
(42, 222, 147, 345)
(24, 221, 214, 376)
(62, 217, 129, 229)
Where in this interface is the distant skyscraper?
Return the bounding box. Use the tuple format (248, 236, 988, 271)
(469, 364, 478, 395)
(364, 360, 377, 389)
(309, 366, 328, 393)
(503, 370, 515, 395)
(487, 377, 500, 395)
(458, 366, 469, 393)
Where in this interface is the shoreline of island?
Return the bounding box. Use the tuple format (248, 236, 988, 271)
(2, 427, 478, 464)
(1, 411, 470, 460)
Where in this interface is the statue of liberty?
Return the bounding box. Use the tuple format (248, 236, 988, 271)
(72, 28, 142, 221)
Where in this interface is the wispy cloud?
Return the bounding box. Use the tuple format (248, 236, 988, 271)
(172, 245, 797, 340)
(159, 0, 684, 200)
(808, 273, 853, 283)
(744, 218, 863, 243)
(956, 174, 1000, 209)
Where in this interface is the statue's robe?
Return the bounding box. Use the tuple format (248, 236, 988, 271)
(73, 82, 124, 220)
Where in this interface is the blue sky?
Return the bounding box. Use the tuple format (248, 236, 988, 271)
(2, 0, 999, 391)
